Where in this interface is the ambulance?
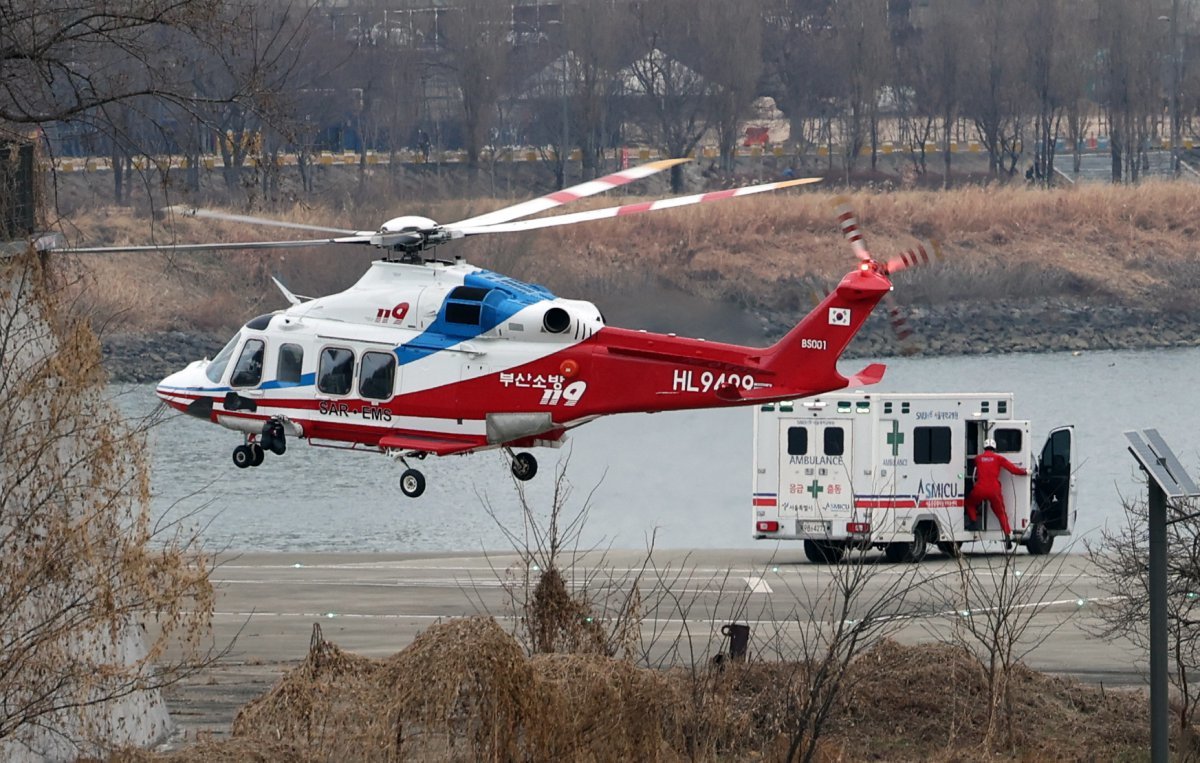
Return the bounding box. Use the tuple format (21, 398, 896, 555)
(751, 392, 1075, 563)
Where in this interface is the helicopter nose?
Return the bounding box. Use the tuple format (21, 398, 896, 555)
(155, 364, 211, 416)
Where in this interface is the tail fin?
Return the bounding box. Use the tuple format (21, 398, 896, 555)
(761, 266, 891, 391)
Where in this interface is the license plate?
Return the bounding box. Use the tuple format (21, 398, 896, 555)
(799, 520, 828, 535)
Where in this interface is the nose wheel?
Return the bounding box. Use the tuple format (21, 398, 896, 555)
(510, 451, 538, 481)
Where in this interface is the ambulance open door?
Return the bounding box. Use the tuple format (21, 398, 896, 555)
(1034, 426, 1073, 534)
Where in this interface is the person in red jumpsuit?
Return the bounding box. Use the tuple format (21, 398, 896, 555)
(965, 438, 1027, 542)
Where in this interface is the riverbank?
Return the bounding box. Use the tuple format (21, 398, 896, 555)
(101, 298, 1199, 383)
(58, 178, 1200, 382)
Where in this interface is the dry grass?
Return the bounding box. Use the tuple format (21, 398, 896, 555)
(124, 621, 1152, 762)
(55, 181, 1200, 338)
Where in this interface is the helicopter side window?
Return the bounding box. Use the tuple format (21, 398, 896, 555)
(205, 334, 240, 384)
(277, 343, 304, 385)
(318, 347, 355, 396)
(230, 339, 265, 388)
(359, 351, 396, 400)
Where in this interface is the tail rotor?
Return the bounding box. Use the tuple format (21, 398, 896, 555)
(829, 198, 942, 355)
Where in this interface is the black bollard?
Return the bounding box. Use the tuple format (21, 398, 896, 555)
(720, 623, 750, 661)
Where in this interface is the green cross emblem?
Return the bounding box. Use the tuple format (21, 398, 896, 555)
(887, 420, 904, 456)
(807, 480, 824, 499)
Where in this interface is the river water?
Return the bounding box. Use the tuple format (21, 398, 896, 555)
(113, 346, 1185, 553)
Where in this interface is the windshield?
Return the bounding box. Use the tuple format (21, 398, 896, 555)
(205, 333, 241, 384)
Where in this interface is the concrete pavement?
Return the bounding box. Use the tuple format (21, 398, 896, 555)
(162, 548, 1146, 740)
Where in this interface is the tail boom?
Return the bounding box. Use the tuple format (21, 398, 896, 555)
(760, 265, 891, 392)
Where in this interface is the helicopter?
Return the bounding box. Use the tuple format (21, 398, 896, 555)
(48, 158, 932, 498)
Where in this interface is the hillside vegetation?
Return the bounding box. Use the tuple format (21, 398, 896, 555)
(54, 178, 1200, 365)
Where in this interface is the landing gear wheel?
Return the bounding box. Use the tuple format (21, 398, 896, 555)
(804, 540, 846, 564)
(937, 541, 963, 557)
(884, 530, 928, 563)
(1025, 522, 1054, 555)
(250, 443, 265, 467)
(511, 452, 538, 481)
(232, 445, 253, 469)
(400, 469, 426, 498)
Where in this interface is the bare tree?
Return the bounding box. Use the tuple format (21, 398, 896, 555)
(961, 0, 1030, 178)
(696, 0, 764, 174)
(912, 0, 970, 186)
(761, 0, 839, 159)
(625, 0, 713, 193)
(755, 551, 942, 763)
(0, 251, 214, 757)
(827, 0, 889, 177)
(561, 0, 632, 180)
(939, 549, 1083, 754)
(441, 0, 511, 179)
(1096, 0, 1160, 183)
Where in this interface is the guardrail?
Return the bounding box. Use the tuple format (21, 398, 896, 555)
(53, 138, 1183, 174)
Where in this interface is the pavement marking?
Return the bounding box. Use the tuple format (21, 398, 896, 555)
(744, 576, 774, 594)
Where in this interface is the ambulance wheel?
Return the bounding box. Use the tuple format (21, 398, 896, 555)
(937, 541, 963, 558)
(400, 469, 426, 498)
(1026, 522, 1054, 555)
(511, 452, 538, 481)
(804, 540, 845, 564)
(250, 443, 265, 467)
(232, 445, 253, 469)
(885, 532, 928, 563)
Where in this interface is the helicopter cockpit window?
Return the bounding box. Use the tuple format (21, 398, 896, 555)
(277, 343, 304, 384)
(230, 339, 265, 388)
(318, 347, 355, 395)
(359, 351, 396, 400)
(205, 333, 240, 384)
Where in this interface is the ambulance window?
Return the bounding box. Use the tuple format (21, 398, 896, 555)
(277, 344, 303, 384)
(359, 351, 396, 400)
(205, 333, 240, 384)
(913, 426, 952, 464)
(993, 428, 1022, 452)
(787, 426, 808, 455)
(230, 339, 265, 388)
(318, 347, 355, 395)
(824, 427, 845, 456)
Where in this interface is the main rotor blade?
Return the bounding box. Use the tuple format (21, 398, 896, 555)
(162, 206, 363, 236)
(448, 158, 691, 229)
(453, 176, 821, 236)
(48, 235, 372, 254)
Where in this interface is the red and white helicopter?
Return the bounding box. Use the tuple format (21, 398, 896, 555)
(51, 159, 930, 497)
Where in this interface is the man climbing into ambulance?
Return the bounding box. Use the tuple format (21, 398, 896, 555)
(964, 438, 1027, 548)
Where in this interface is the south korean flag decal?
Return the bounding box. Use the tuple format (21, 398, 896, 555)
(828, 307, 851, 326)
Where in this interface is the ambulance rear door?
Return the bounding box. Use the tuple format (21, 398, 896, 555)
(1034, 426, 1074, 534)
(778, 417, 854, 535)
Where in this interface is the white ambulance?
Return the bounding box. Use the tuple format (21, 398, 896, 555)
(751, 392, 1075, 563)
